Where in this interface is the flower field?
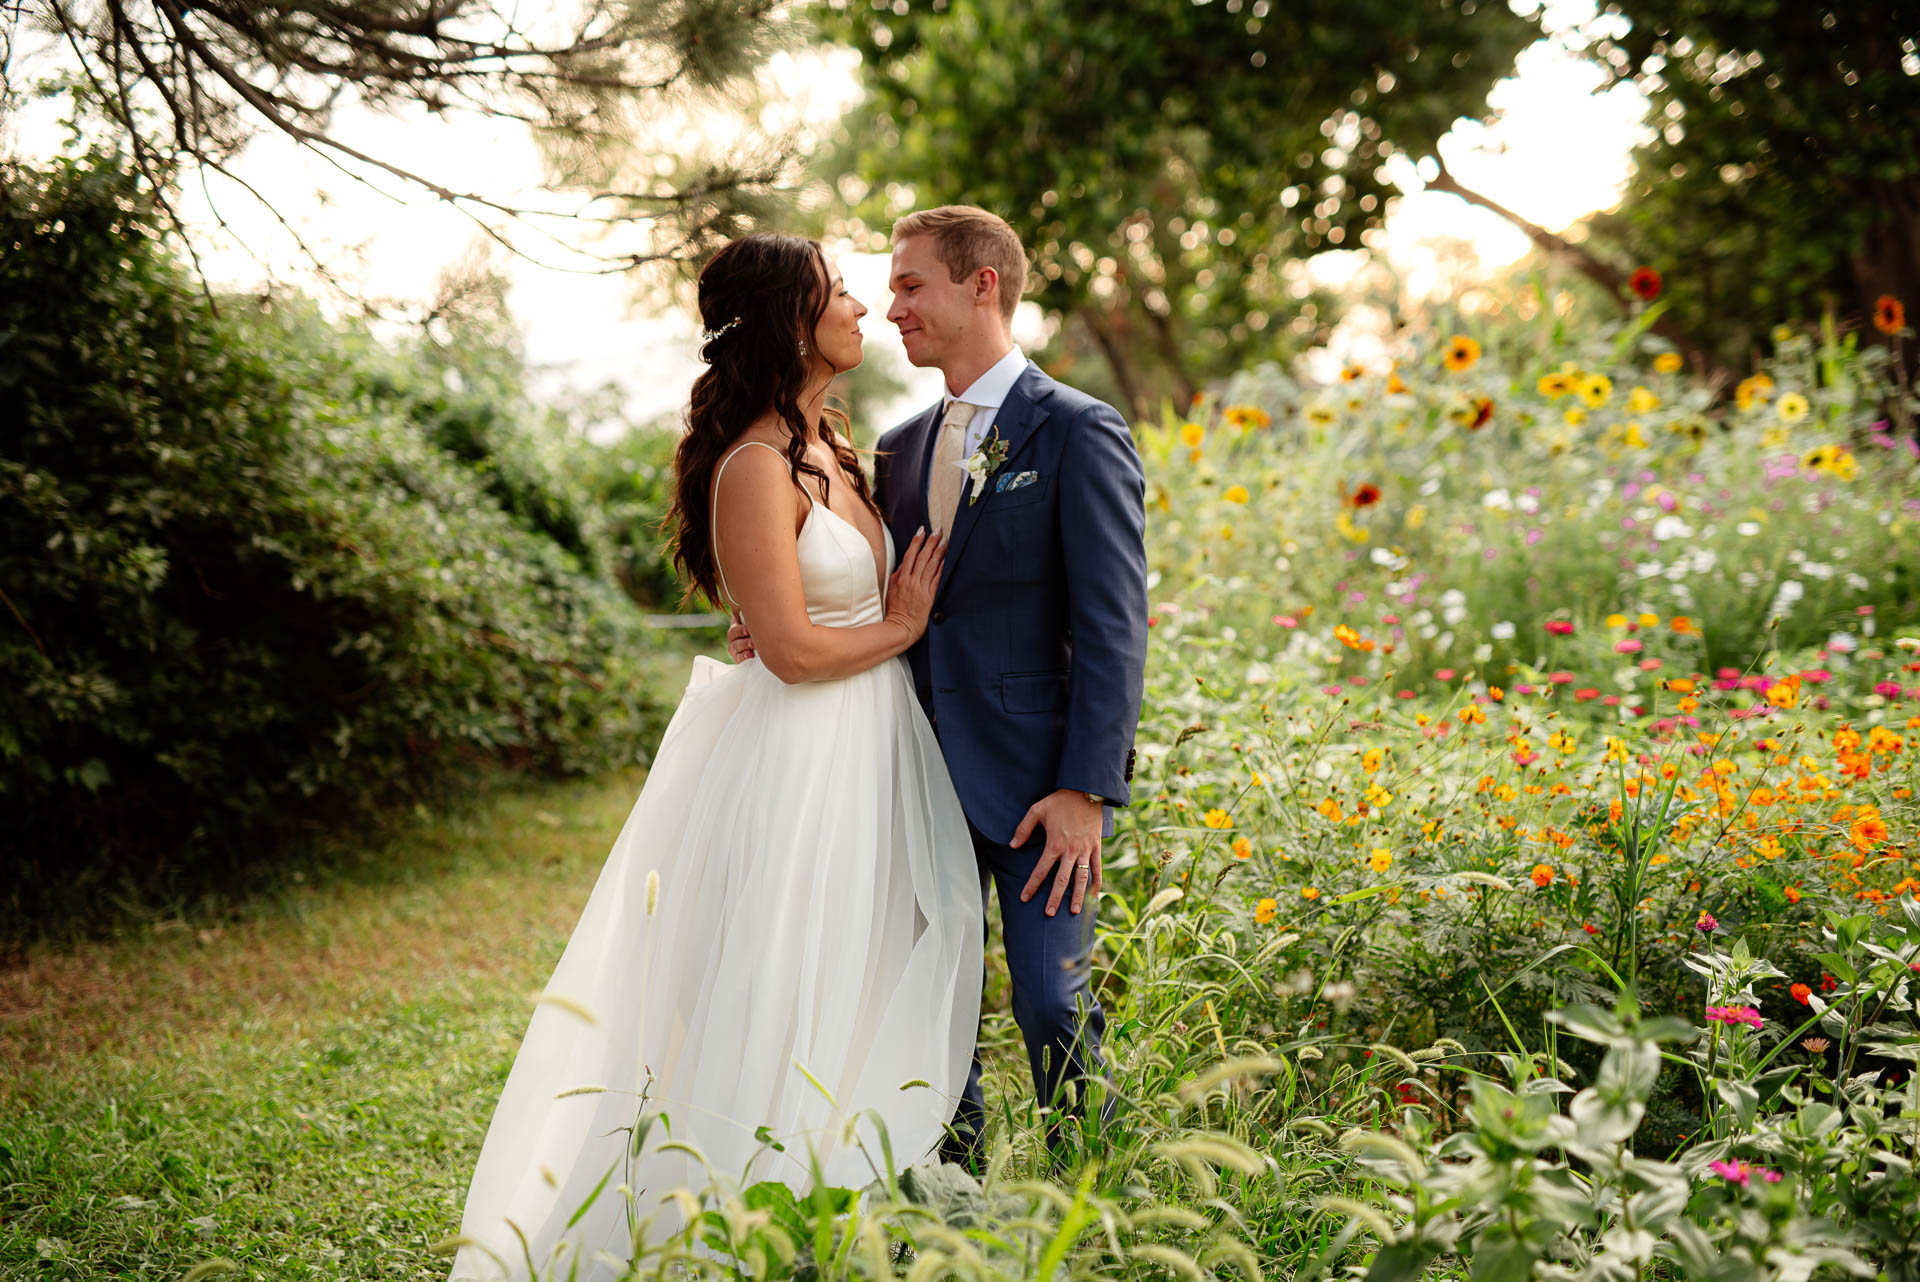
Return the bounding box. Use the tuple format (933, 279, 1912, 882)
(1098, 298, 1920, 1277)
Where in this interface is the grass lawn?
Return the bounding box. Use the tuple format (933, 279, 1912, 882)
(2, 766, 654, 1280)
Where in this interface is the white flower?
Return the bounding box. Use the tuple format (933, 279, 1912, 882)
(1736, 521, 1761, 536)
(1482, 489, 1513, 510)
(1491, 620, 1516, 640)
(958, 452, 993, 501)
(1651, 516, 1694, 543)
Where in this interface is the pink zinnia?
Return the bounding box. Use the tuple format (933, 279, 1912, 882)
(1545, 620, 1574, 636)
(1575, 688, 1600, 701)
(1710, 1159, 1782, 1187)
(1435, 668, 1456, 681)
(1548, 671, 1575, 684)
(1615, 638, 1644, 654)
(1706, 1005, 1762, 1029)
(1874, 681, 1902, 699)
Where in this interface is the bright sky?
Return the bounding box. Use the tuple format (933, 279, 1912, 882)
(3, 1, 1647, 432)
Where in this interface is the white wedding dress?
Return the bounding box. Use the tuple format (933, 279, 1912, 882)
(450, 443, 982, 1281)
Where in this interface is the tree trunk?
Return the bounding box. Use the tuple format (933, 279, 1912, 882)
(1079, 307, 1149, 422)
(1850, 174, 1920, 434)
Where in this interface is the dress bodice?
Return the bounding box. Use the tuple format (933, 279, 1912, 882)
(791, 502, 892, 628)
(712, 441, 891, 629)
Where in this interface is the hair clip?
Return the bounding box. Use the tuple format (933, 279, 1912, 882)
(700, 316, 743, 344)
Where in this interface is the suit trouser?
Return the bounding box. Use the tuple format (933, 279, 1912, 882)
(939, 819, 1112, 1167)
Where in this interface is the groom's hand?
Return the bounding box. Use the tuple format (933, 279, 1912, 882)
(1013, 789, 1105, 916)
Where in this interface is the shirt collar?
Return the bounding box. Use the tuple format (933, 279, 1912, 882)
(943, 345, 1027, 415)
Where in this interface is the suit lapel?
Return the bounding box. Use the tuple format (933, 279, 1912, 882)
(935, 363, 1052, 602)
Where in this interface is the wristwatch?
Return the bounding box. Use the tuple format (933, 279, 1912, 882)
(1083, 791, 1105, 807)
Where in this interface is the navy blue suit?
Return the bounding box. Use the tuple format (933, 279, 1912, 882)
(873, 360, 1148, 1158)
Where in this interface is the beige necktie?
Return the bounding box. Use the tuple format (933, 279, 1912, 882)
(927, 400, 979, 536)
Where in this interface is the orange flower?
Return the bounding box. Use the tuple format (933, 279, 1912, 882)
(1784, 885, 1802, 904)
(1254, 897, 1278, 924)
(1790, 982, 1812, 1005)
(1443, 335, 1481, 372)
(1230, 836, 1253, 861)
(1466, 395, 1494, 430)
(1849, 809, 1889, 851)
(1875, 294, 1906, 336)
(1531, 863, 1556, 887)
(1301, 886, 1322, 900)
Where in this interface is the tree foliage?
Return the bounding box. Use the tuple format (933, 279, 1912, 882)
(1548, 2, 1918, 382)
(819, 0, 1540, 415)
(17, 0, 792, 273)
(0, 153, 666, 938)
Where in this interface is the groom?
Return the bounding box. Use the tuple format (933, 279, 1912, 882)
(729, 205, 1148, 1164)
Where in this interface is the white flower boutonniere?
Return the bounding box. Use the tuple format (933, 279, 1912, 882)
(957, 427, 1008, 505)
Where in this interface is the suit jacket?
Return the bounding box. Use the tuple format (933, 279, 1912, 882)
(873, 361, 1148, 846)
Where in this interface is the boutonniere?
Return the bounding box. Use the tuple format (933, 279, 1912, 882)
(957, 427, 1008, 505)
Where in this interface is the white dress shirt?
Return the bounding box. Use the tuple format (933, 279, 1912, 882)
(942, 345, 1028, 459)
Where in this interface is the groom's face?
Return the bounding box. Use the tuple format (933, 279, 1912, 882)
(887, 235, 975, 371)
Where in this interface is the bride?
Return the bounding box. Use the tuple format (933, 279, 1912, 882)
(447, 234, 983, 1282)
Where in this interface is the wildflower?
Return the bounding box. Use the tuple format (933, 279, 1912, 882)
(1801, 1037, 1830, 1053)
(1849, 808, 1888, 851)
(1365, 783, 1394, 809)
(1784, 885, 1802, 904)
(1254, 897, 1278, 924)
(1563, 406, 1588, 427)
(1545, 620, 1574, 636)
(1628, 385, 1661, 414)
(1362, 748, 1386, 775)
(1304, 399, 1339, 428)
(1606, 613, 1630, 629)
(1767, 674, 1802, 709)
(1709, 1159, 1780, 1187)
(1582, 922, 1599, 935)
(1443, 335, 1481, 372)
(1605, 736, 1631, 763)
(1230, 836, 1253, 861)
(1705, 1005, 1761, 1028)
(1615, 638, 1644, 654)
(1654, 352, 1685, 375)
(1203, 808, 1234, 830)
(1875, 294, 1906, 336)
(1790, 982, 1812, 1004)
(1531, 863, 1555, 887)
(1578, 374, 1614, 408)
(1629, 266, 1662, 300)
(1369, 847, 1394, 874)
(1339, 364, 1366, 383)
(1301, 886, 1321, 900)
(1223, 404, 1271, 430)
(1317, 798, 1345, 824)
(1669, 616, 1698, 636)
(1777, 392, 1810, 423)
(1697, 910, 1718, 932)
(1223, 484, 1250, 504)
(1179, 421, 1205, 447)
(1458, 704, 1487, 725)
(1538, 371, 1575, 398)
(1348, 483, 1382, 508)
(1386, 368, 1409, 395)
(1667, 678, 1697, 694)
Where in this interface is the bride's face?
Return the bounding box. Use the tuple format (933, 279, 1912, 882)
(811, 258, 868, 375)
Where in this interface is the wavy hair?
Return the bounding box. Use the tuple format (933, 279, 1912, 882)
(667, 234, 876, 607)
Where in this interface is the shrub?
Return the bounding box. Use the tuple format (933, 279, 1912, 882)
(0, 154, 665, 938)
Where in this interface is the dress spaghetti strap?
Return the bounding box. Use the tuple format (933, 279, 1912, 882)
(710, 440, 812, 608)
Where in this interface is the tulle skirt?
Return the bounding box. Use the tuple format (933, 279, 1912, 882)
(449, 654, 982, 1281)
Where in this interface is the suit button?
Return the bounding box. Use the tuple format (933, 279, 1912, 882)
(930, 611, 945, 624)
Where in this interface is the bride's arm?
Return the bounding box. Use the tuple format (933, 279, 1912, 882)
(713, 446, 943, 683)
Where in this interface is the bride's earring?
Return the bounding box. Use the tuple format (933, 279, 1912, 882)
(798, 339, 809, 357)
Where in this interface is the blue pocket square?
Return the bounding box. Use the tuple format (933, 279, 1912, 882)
(995, 470, 1040, 493)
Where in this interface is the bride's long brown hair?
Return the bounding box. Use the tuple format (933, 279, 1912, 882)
(667, 234, 877, 607)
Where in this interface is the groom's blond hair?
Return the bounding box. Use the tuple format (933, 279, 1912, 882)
(893, 206, 1026, 322)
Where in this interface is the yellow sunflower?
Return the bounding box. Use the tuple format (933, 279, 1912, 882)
(1577, 373, 1613, 408)
(1443, 334, 1481, 372)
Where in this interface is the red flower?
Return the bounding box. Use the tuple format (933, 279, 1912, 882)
(1348, 483, 1383, 508)
(1790, 982, 1812, 1005)
(1629, 267, 1662, 301)
(1874, 295, 1906, 336)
